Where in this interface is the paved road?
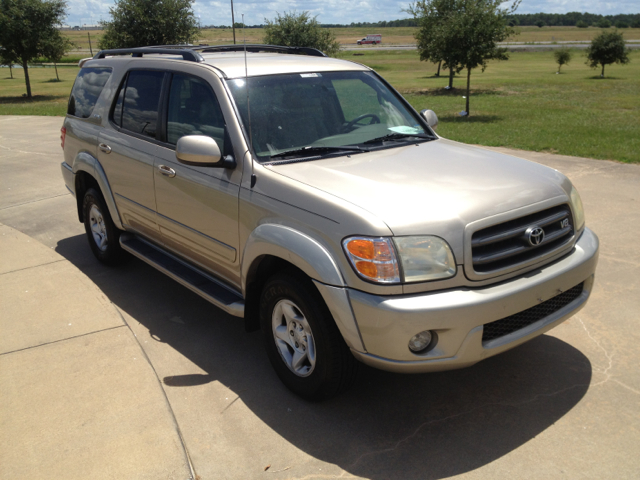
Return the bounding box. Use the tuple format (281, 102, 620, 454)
(342, 41, 640, 51)
(1, 116, 639, 479)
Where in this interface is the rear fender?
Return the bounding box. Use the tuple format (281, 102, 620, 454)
(73, 152, 123, 230)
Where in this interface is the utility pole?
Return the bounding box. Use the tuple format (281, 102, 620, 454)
(230, 0, 236, 44)
(87, 32, 93, 56)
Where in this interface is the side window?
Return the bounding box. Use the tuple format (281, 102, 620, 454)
(67, 67, 112, 118)
(167, 74, 226, 152)
(112, 70, 164, 138)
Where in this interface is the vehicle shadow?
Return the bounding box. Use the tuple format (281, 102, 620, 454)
(56, 234, 592, 479)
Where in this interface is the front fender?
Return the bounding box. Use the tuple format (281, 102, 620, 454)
(73, 152, 124, 230)
(242, 224, 345, 291)
(242, 224, 366, 352)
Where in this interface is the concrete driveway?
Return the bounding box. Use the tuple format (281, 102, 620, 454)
(1, 116, 639, 479)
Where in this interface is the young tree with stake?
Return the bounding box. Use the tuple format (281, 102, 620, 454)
(554, 48, 572, 73)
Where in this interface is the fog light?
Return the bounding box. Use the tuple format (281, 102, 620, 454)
(408, 330, 433, 353)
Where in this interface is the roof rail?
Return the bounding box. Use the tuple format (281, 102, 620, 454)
(185, 44, 328, 58)
(93, 48, 205, 62)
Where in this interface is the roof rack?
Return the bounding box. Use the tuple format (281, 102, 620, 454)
(93, 48, 205, 62)
(151, 44, 328, 58)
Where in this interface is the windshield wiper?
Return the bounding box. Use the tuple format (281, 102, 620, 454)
(269, 145, 366, 160)
(363, 132, 433, 145)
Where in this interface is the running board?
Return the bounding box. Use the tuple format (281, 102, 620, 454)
(120, 233, 244, 317)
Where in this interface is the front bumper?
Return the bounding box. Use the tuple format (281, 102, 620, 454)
(349, 228, 599, 373)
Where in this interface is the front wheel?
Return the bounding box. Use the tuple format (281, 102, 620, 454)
(260, 272, 358, 400)
(83, 188, 126, 265)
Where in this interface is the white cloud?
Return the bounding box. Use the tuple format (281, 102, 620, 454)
(63, 0, 638, 28)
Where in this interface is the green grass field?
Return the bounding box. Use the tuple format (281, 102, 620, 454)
(341, 49, 640, 163)
(1, 49, 638, 162)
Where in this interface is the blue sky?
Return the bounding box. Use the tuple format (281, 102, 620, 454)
(64, 0, 639, 28)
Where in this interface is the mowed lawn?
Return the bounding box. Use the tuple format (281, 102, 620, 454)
(344, 49, 640, 163)
(1, 49, 638, 162)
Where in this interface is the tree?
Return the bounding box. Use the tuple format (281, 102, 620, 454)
(597, 19, 611, 28)
(263, 11, 341, 57)
(576, 20, 588, 28)
(454, 0, 519, 115)
(410, 0, 517, 115)
(43, 34, 74, 81)
(0, 47, 19, 79)
(407, 0, 464, 89)
(99, 0, 200, 49)
(0, 0, 67, 98)
(535, 20, 545, 28)
(553, 48, 572, 73)
(615, 21, 629, 28)
(585, 30, 631, 77)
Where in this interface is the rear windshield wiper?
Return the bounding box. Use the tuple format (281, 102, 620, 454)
(363, 132, 434, 145)
(269, 145, 366, 160)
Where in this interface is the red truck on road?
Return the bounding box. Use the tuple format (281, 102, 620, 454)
(357, 34, 382, 45)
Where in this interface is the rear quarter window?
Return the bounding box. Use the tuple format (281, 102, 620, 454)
(67, 67, 112, 118)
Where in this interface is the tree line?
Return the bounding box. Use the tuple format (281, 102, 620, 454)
(204, 13, 640, 30)
(506, 12, 640, 28)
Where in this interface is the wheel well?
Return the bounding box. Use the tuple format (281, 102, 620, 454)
(75, 171, 100, 222)
(244, 255, 311, 333)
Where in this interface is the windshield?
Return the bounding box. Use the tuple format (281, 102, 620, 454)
(227, 71, 433, 162)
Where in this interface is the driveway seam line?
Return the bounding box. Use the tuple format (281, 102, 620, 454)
(0, 325, 127, 356)
(0, 259, 66, 276)
(0, 193, 70, 211)
(112, 304, 198, 480)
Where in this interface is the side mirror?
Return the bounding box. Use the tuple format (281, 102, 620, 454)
(420, 109, 438, 131)
(175, 135, 235, 168)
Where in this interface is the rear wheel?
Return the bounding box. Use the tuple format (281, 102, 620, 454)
(83, 188, 126, 265)
(260, 272, 358, 400)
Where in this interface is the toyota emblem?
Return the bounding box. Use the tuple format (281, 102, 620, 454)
(526, 226, 545, 246)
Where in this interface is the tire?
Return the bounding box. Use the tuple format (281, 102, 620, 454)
(82, 187, 126, 265)
(260, 271, 358, 400)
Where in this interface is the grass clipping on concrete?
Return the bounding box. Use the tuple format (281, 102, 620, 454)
(1, 49, 639, 163)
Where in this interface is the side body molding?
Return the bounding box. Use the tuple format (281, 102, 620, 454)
(73, 152, 124, 230)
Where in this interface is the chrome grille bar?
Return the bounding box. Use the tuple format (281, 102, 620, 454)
(471, 204, 574, 274)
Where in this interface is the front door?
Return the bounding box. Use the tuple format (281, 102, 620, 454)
(154, 72, 241, 286)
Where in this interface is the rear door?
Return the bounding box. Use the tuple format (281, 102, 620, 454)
(98, 69, 166, 239)
(153, 71, 242, 286)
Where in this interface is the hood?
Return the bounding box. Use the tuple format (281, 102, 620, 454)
(267, 138, 570, 237)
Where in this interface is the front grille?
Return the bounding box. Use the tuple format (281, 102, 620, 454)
(482, 283, 584, 343)
(472, 205, 574, 274)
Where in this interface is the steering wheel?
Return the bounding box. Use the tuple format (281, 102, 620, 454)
(343, 113, 381, 132)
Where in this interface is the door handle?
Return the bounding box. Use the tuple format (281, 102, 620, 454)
(98, 143, 112, 154)
(158, 165, 176, 178)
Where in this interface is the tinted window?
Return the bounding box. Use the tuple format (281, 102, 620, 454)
(167, 74, 226, 151)
(227, 71, 425, 160)
(117, 70, 164, 138)
(67, 67, 112, 118)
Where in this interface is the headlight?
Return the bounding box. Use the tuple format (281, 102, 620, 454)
(570, 186, 585, 231)
(343, 236, 456, 284)
(394, 236, 456, 282)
